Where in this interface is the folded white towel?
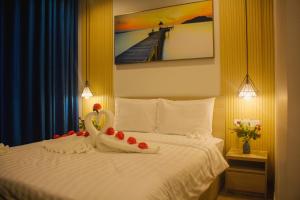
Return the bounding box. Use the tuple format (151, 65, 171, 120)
(84, 110, 114, 147)
(96, 134, 160, 154)
(0, 143, 9, 155)
(42, 135, 94, 154)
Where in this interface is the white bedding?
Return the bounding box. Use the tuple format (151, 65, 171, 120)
(0, 132, 228, 200)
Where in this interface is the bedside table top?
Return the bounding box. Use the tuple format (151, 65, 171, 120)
(226, 148, 268, 162)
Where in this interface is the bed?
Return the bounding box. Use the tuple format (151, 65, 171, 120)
(0, 97, 228, 200)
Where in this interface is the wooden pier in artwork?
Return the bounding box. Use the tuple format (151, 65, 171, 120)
(115, 27, 173, 64)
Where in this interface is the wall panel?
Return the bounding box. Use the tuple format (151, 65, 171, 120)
(220, 0, 275, 182)
(79, 0, 114, 116)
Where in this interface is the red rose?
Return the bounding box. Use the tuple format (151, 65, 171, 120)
(67, 130, 76, 135)
(127, 137, 137, 144)
(256, 124, 261, 131)
(106, 127, 115, 135)
(115, 131, 124, 140)
(84, 132, 90, 137)
(93, 103, 102, 112)
(53, 134, 61, 139)
(138, 142, 148, 149)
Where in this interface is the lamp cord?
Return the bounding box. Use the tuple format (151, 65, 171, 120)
(245, 0, 249, 81)
(85, 0, 89, 84)
(88, 0, 90, 84)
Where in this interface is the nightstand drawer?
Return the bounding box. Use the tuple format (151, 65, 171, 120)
(226, 170, 266, 193)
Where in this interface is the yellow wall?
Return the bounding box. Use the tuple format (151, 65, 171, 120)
(220, 0, 275, 181)
(80, 0, 275, 181)
(79, 0, 114, 116)
(113, 0, 221, 98)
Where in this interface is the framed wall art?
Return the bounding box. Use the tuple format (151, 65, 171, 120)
(114, 0, 214, 65)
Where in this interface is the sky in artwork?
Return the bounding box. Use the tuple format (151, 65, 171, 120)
(115, 0, 212, 32)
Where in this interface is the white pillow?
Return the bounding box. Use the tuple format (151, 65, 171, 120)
(157, 98, 215, 136)
(114, 98, 158, 133)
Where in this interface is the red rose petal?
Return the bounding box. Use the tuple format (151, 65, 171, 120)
(106, 127, 115, 135)
(53, 134, 61, 139)
(138, 142, 148, 149)
(115, 131, 124, 140)
(67, 130, 76, 135)
(84, 132, 90, 137)
(76, 131, 85, 136)
(76, 132, 81, 136)
(127, 137, 137, 144)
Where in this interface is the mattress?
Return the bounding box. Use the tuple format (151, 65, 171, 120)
(0, 132, 228, 200)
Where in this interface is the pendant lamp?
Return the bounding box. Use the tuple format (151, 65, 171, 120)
(81, 0, 93, 99)
(238, 0, 258, 100)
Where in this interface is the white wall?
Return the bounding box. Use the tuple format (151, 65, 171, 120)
(113, 0, 220, 97)
(275, 0, 300, 199)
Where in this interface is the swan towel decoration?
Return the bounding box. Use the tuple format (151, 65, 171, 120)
(85, 110, 160, 154)
(42, 133, 94, 154)
(96, 127, 160, 154)
(42, 106, 160, 154)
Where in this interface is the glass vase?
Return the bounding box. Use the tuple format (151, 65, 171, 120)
(243, 140, 250, 154)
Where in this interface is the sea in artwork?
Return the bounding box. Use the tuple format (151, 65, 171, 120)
(114, 28, 154, 57)
(114, 21, 213, 61)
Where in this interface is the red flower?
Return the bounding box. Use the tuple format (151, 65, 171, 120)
(256, 124, 261, 131)
(84, 132, 90, 137)
(53, 134, 61, 139)
(93, 103, 102, 112)
(127, 137, 137, 144)
(67, 130, 76, 135)
(106, 127, 115, 135)
(138, 142, 148, 149)
(115, 131, 124, 140)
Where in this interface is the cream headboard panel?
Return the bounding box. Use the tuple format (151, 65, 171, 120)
(119, 96, 225, 141)
(210, 96, 225, 140)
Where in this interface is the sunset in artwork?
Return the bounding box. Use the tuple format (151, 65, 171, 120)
(114, 0, 214, 64)
(115, 1, 212, 32)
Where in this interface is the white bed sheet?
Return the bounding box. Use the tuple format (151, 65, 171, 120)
(0, 132, 228, 200)
(211, 137, 224, 153)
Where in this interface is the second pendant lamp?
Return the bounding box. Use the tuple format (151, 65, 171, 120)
(82, 0, 93, 99)
(238, 0, 258, 100)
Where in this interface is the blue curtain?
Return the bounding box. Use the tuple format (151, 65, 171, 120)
(0, 0, 78, 146)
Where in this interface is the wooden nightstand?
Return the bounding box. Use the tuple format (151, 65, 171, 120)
(225, 148, 268, 199)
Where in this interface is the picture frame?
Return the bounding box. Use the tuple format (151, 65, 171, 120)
(114, 0, 214, 65)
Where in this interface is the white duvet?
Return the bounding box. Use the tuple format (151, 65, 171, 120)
(0, 132, 228, 200)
